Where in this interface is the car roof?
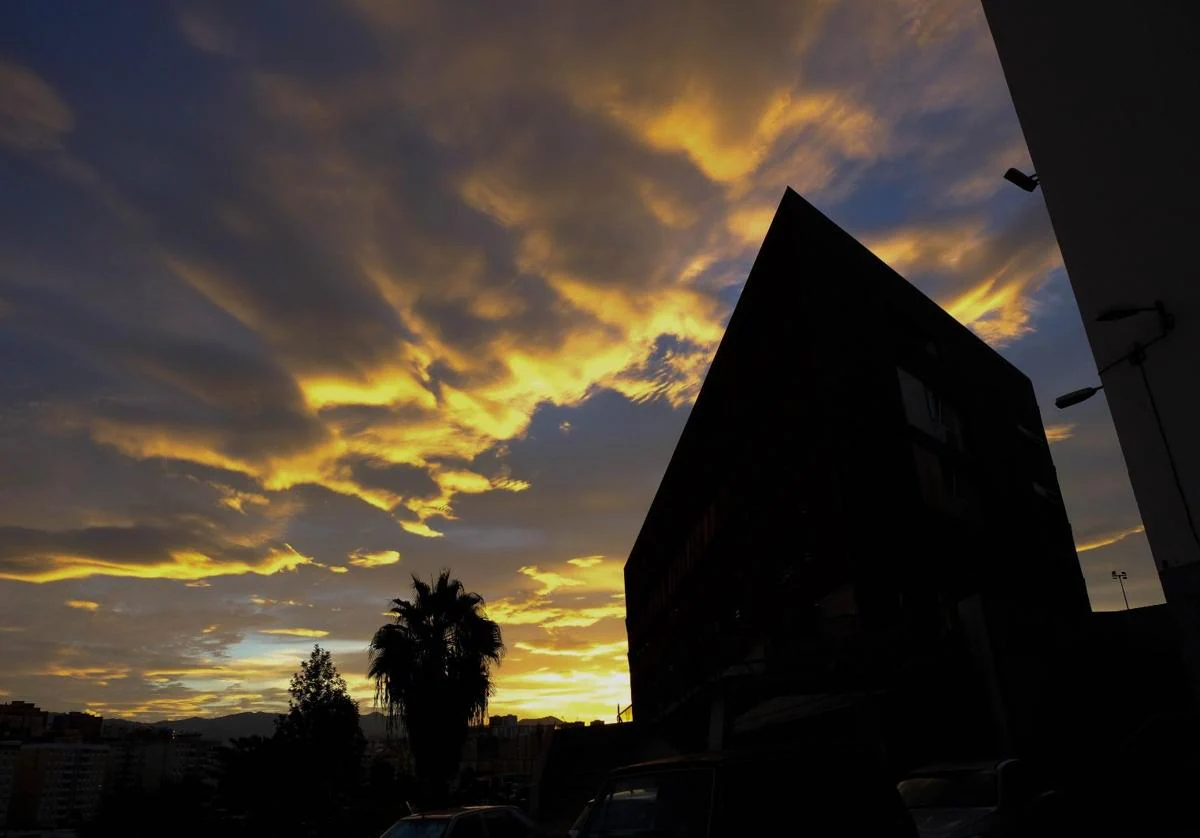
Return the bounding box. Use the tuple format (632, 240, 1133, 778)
(908, 759, 1008, 774)
(402, 805, 519, 820)
(611, 752, 724, 772)
(610, 749, 873, 775)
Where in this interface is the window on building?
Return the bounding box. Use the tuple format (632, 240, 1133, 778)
(912, 442, 973, 513)
(897, 367, 963, 449)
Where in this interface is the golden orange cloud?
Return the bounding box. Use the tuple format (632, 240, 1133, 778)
(1044, 423, 1075, 444)
(517, 566, 584, 596)
(211, 483, 270, 513)
(65, 600, 100, 611)
(867, 215, 1061, 347)
(42, 663, 131, 681)
(1076, 524, 1146, 554)
(583, 84, 882, 185)
(488, 602, 628, 630)
(249, 595, 305, 607)
(260, 628, 329, 638)
(490, 667, 631, 722)
(348, 549, 402, 568)
(1, 545, 311, 584)
(75, 15, 883, 557)
(514, 640, 627, 659)
(567, 556, 604, 568)
(481, 556, 631, 717)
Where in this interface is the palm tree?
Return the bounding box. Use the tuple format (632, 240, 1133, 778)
(368, 570, 504, 801)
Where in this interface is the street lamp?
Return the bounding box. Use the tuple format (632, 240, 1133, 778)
(1055, 300, 1200, 554)
(1003, 167, 1040, 192)
(1111, 570, 1130, 610)
(1055, 385, 1104, 409)
(1096, 300, 1175, 331)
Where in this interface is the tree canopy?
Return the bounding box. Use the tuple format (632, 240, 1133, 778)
(369, 570, 504, 802)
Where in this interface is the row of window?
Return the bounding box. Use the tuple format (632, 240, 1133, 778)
(899, 366, 1061, 514)
(645, 500, 719, 621)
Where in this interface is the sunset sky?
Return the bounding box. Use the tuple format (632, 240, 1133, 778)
(1, 0, 1162, 722)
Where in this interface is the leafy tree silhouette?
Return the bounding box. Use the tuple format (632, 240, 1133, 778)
(369, 570, 504, 805)
(217, 646, 365, 837)
(277, 644, 364, 752)
(276, 645, 365, 832)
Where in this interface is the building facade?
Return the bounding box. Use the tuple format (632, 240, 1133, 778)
(11, 743, 108, 829)
(0, 741, 18, 828)
(981, 2, 1200, 581)
(624, 188, 1091, 764)
(0, 702, 47, 739)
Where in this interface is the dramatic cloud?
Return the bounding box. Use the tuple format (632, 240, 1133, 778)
(865, 201, 1062, 346)
(0, 0, 1160, 720)
(0, 525, 311, 584)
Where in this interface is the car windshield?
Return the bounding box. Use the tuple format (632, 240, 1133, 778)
(899, 770, 998, 809)
(583, 769, 713, 837)
(380, 818, 451, 838)
(571, 801, 594, 831)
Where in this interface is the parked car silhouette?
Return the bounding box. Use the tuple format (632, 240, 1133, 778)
(575, 750, 916, 836)
(567, 799, 594, 838)
(381, 804, 538, 838)
(898, 758, 1059, 838)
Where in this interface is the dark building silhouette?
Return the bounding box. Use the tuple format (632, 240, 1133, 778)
(0, 702, 47, 739)
(49, 711, 103, 742)
(624, 188, 1091, 765)
(10, 743, 108, 829)
(0, 741, 17, 828)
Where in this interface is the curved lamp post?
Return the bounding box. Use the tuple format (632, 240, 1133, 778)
(1055, 301, 1199, 556)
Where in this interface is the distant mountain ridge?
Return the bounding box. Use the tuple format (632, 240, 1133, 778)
(156, 711, 390, 741)
(136, 711, 563, 742)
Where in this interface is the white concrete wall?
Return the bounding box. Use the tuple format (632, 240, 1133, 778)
(981, 1, 1200, 575)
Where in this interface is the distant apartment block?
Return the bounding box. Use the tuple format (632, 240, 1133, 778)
(0, 741, 19, 827)
(0, 701, 47, 739)
(624, 188, 1090, 763)
(48, 710, 104, 742)
(11, 743, 108, 828)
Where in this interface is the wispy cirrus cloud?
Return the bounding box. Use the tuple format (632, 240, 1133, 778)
(0, 526, 311, 584)
(1044, 423, 1076, 444)
(260, 627, 329, 638)
(1076, 524, 1146, 554)
(514, 640, 628, 660)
